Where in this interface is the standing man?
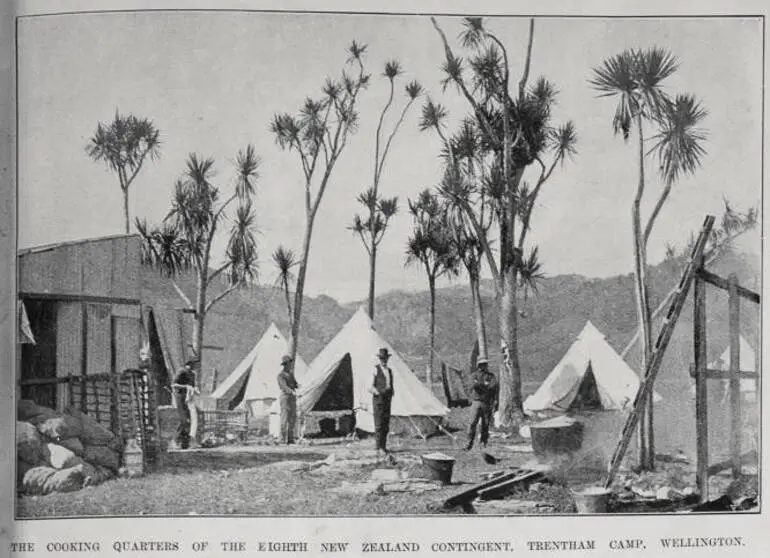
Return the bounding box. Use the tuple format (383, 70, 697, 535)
(277, 354, 299, 445)
(172, 359, 198, 450)
(369, 347, 394, 457)
(466, 358, 498, 451)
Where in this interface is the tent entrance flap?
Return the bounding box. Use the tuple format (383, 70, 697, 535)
(228, 370, 250, 410)
(311, 353, 354, 412)
(569, 362, 603, 411)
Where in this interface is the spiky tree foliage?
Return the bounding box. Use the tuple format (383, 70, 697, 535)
(137, 146, 260, 373)
(591, 48, 707, 468)
(351, 61, 423, 319)
(405, 189, 460, 389)
(86, 111, 161, 233)
(427, 17, 577, 429)
(439, 119, 494, 361)
(272, 246, 298, 331)
(271, 40, 369, 376)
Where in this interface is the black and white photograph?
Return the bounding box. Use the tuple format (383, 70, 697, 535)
(9, 6, 762, 522)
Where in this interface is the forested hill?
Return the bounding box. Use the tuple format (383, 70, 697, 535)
(141, 256, 686, 393)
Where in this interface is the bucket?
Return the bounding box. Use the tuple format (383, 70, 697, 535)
(422, 452, 455, 485)
(572, 487, 611, 514)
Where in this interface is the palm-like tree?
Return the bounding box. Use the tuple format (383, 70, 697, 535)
(405, 189, 459, 390)
(272, 246, 298, 331)
(422, 16, 578, 429)
(137, 146, 260, 374)
(591, 48, 707, 468)
(86, 111, 161, 233)
(271, 40, 369, 377)
(352, 62, 423, 319)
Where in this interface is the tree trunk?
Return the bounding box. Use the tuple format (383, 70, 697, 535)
(192, 268, 207, 374)
(283, 281, 293, 332)
(427, 274, 436, 391)
(496, 266, 524, 430)
(470, 272, 488, 361)
(122, 188, 130, 234)
(633, 116, 654, 470)
(367, 243, 377, 319)
(288, 216, 316, 377)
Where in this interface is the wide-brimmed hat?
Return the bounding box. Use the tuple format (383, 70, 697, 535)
(280, 354, 294, 366)
(476, 357, 489, 367)
(377, 347, 391, 359)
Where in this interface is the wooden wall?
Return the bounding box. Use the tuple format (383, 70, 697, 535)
(18, 235, 141, 301)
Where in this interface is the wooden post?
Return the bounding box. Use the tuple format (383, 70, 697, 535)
(80, 304, 89, 412)
(693, 261, 708, 502)
(646, 366, 654, 469)
(728, 274, 742, 478)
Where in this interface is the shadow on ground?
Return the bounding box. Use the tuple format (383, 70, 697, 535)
(162, 449, 327, 474)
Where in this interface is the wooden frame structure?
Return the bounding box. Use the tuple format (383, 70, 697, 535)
(692, 264, 760, 501)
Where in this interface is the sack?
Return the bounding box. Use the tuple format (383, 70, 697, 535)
(76, 462, 114, 487)
(66, 408, 116, 446)
(83, 445, 120, 472)
(47, 443, 84, 469)
(17, 422, 48, 466)
(58, 437, 84, 456)
(43, 467, 84, 494)
(18, 399, 58, 422)
(22, 466, 57, 495)
(34, 415, 83, 442)
(17, 460, 36, 486)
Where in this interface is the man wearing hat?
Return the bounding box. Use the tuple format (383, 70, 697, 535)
(466, 357, 498, 451)
(277, 354, 299, 444)
(369, 347, 395, 456)
(172, 359, 198, 450)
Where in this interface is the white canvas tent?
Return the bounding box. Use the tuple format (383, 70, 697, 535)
(269, 307, 448, 437)
(212, 323, 308, 417)
(524, 321, 661, 415)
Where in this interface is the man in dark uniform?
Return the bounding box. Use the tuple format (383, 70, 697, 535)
(369, 347, 394, 457)
(466, 357, 498, 450)
(277, 354, 299, 444)
(172, 359, 197, 450)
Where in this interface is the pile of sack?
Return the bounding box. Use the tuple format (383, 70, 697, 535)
(17, 399, 123, 495)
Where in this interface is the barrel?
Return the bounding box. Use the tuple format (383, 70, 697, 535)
(530, 416, 584, 461)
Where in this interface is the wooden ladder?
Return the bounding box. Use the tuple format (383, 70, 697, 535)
(604, 215, 715, 488)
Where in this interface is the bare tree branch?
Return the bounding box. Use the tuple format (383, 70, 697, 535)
(172, 280, 193, 309)
(205, 284, 238, 314)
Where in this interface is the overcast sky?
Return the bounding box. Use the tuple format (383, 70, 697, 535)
(17, 12, 762, 302)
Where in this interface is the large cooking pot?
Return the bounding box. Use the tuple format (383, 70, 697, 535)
(530, 415, 584, 460)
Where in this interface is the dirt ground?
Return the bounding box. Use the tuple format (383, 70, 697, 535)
(17, 418, 758, 518)
(18, 432, 567, 518)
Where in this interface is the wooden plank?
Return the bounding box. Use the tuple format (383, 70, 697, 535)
(688, 365, 758, 379)
(604, 216, 715, 487)
(707, 449, 758, 477)
(728, 274, 742, 479)
(443, 469, 529, 509)
(694, 269, 709, 503)
(477, 470, 546, 501)
(80, 301, 88, 412)
(698, 269, 760, 304)
(19, 292, 141, 306)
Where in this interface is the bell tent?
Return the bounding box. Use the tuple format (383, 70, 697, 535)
(269, 307, 449, 437)
(524, 321, 659, 415)
(211, 323, 308, 416)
